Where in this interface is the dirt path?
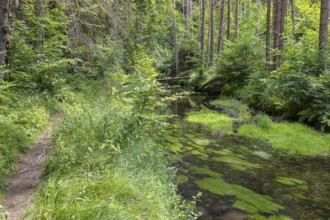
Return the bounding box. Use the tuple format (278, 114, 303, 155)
(1, 115, 61, 220)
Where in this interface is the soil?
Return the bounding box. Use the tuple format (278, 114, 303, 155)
(1, 115, 61, 220)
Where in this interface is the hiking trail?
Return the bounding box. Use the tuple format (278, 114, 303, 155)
(1, 115, 61, 220)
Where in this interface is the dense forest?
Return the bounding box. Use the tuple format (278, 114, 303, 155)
(0, 0, 329, 219)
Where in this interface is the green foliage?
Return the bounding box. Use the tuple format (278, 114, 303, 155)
(204, 36, 263, 95)
(269, 67, 330, 130)
(238, 71, 284, 113)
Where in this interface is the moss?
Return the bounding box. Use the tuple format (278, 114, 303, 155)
(238, 122, 330, 156)
(211, 156, 261, 170)
(186, 110, 233, 133)
(252, 151, 272, 160)
(195, 178, 283, 214)
(188, 166, 221, 178)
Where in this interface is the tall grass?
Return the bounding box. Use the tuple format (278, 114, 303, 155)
(26, 82, 193, 219)
(239, 120, 330, 156)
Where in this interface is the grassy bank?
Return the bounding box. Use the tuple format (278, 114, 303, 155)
(186, 97, 330, 157)
(239, 120, 330, 156)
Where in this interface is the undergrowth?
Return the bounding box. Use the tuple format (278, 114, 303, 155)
(25, 56, 196, 219)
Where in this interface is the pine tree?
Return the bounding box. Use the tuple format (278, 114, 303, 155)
(319, 0, 330, 70)
(0, 0, 10, 79)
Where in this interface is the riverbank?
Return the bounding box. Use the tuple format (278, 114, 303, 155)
(187, 96, 330, 157)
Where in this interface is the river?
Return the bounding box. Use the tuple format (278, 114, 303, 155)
(156, 95, 330, 220)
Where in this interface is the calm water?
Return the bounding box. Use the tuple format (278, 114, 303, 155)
(157, 96, 330, 220)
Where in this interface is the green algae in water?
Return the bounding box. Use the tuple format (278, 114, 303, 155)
(211, 156, 262, 170)
(192, 138, 210, 146)
(207, 148, 236, 156)
(176, 175, 189, 185)
(186, 141, 207, 151)
(274, 177, 305, 186)
(168, 142, 183, 152)
(197, 154, 209, 161)
(191, 150, 205, 156)
(252, 151, 272, 160)
(188, 166, 222, 178)
(195, 178, 283, 214)
(163, 134, 181, 144)
(274, 177, 308, 192)
(228, 163, 249, 171)
(185, 133, 196, 140)
(292, 192, 307, 200)
(296, 185, 308, 191)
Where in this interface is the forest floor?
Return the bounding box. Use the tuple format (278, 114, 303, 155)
(1, 115, 62, 220)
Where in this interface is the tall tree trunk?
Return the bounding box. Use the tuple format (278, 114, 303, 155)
(266, 0, 271, 69)
(209, 0, 214, 66)
(227, 0, 231, 40)
(201, 0, 206, 65)
(279, 0, 288, 55)
(217, 0, 225, 54)
(256, 0, 260, 35)
(319, 0, 330, 70)
(290, 0, 295, 35)
(34, 0, 45, 60)
(173, 0, 180, 75)
(0, 0, 10, 80)
(93, 0, 97, 44)
(186, 0, 192, 32)
(235, 0, 238, 38)
(273, 0, 281, 69)
(206, 5, 211, 67)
